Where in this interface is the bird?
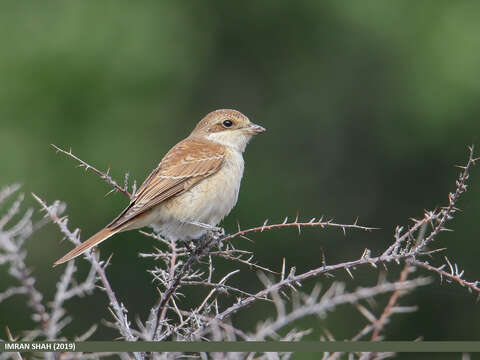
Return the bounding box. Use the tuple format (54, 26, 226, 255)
(53, 109, 265, 266)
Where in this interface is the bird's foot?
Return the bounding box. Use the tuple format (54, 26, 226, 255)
(187, 221, 225, 247)
(182, 239, 195, 254)
(206, 226, 226, 249)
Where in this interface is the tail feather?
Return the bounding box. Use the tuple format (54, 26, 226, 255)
(53, 228, 117, 267)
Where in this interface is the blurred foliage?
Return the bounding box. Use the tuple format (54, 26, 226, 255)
(1, 1, 479, 357)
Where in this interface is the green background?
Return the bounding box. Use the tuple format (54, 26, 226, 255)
(1, 1, 479, 358)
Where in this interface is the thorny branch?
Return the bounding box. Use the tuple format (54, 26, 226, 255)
(148, 145, 479, 342)
(250, 277, 431, 341)
(409, 258, 480, 296)
(31, 195, 142, 360)
(0, 186, 100, 360)
(0, 144, 478, 359)
(147, 217, 376, 341)
(31, 195, 139, 341)
(51, 144, 136, 199)
(371, 265, 411, 341)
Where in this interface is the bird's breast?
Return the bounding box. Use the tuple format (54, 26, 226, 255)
(151, 149, 245, 240)
(178, 149, 244, 222)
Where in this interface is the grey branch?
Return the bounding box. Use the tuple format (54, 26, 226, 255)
(0, 144, 477, 357)
(32, 193, 142, 360)
(51, 144, 134, 199)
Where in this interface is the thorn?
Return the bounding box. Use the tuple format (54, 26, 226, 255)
(132, 180, 137, 197)
(321, 248, 327, 268)
(104, 253, 114, 268)
(104, 188, 116, 198)
(31, 192, 41, 202)
(239, 235, 254, 243)
(51, 144, 62, 153)
(261, 219, 269, 232)
(345, 267, 354, 279)
(5, 326, 18, 342)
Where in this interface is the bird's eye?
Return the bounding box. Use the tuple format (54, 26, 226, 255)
(222, 120, 233, 128)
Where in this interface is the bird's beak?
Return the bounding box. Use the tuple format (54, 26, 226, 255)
(244, 123, 266, 135)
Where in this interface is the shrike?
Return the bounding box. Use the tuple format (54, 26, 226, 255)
(54, 109, 265, 266)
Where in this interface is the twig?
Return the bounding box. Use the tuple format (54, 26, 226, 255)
(371, 265, 411, 341)
(221, 217, 377, 244)
(51, 144, 133, 199)
(409, 259, 480, 296)
(32, 194, 140, 346)
(253, 278, 430, 340)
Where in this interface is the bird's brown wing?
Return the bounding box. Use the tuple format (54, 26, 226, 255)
(108, 137, 225, 230)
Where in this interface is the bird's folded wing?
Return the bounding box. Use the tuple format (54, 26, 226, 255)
(108, 138, 225, 229)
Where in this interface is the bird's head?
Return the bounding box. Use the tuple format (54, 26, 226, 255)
(191, 109, 266, 152)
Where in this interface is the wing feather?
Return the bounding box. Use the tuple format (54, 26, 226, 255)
(108, 138, 225, 229)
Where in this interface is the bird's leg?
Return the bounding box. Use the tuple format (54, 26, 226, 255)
(186, 220, 225, 249)
(210, 226, 225, 240)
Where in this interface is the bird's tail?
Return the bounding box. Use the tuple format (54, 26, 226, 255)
(53, 227, 118, 267)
